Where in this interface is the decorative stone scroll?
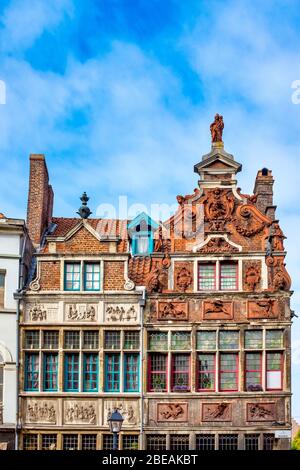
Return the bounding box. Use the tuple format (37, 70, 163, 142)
(65, 304, 97, 322)
(105, 304, 137, 322)
(202, 403, 232, 422)
(157, 403, 188, 422)
(247, 299, 277, 319)
(233, 205, 268, 237)
(26, 400, 57, 424)
(25, 303, 58, 323)
(198, 237, 239, 253)
(203, 300, 233, 320)
(64, 401, 97, 425)
(104, 401, 138, 426)
(246, 403, 275, 422)
(158, 302, 188, 321)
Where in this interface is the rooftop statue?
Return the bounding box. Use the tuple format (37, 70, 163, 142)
(210, 113, 224, 142)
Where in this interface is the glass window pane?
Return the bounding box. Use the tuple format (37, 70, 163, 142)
(197, 331, 216, 350)
(220, 262, 238, 290)
(245, 330, 262, 349)
(83, 331, 99, 349)
(219, 331, 239, 349)
(104, 331, 120, 349)
(64, 331, 80, 349)
(25, 330, 40, 349)
(171, 354, 190, 391)
(136, 236, 149, 254)
(124, 353, 139, 392)
(198, 263, 216, 290)
(197, 354, 215, 390)
(266, 330, 283, 349)
(84, 263, 100, 291)
(219, 354, 238, 391)
(43, 353, 58, 391)
(149, 354, 167, 391)
(124, 331, 140, 349)
(148, 332, 168, 351)
(105, 354, 120, 391)
(171, 332, 190, 350)
(245, 353, 262, 391)
(43, 331, 59, 349)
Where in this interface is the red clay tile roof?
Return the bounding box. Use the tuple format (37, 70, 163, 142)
(51, 217, 129, 239)
(128, 256, 152, 285)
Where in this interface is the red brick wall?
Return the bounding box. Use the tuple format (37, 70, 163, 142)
(55, 227, 110, 253)
(39, 261, 60, 290)
(104, 261, 125, 290)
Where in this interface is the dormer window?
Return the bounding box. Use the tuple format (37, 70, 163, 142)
(128, 212, 158, 256)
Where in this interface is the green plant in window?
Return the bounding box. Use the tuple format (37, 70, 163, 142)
(152, 376, 164, 391)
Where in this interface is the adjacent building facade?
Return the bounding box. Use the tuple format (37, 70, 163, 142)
(18, 127, 292, 450)
(0, 213, 32, 449)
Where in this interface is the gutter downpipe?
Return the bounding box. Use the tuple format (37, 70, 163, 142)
(138, 286, 146, 450)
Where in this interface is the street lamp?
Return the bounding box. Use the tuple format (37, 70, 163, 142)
(107, 409, 124, 450)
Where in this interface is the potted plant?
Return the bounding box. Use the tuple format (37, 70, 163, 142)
(173, 376, 189, 392)
(152, 376, 164, 391)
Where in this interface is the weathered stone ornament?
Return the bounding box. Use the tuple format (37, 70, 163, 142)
(77, 192, 92, 219)
(210, 113, 224, 142)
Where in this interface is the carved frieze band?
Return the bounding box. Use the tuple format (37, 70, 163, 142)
(104, 304, 138, 322)
(65, 304, 97, 322)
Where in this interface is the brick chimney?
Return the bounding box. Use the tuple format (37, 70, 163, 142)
(253, 168, 276, 220)
(27, 154, 54, 246)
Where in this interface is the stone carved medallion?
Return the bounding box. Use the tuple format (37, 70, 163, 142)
(202, 403, 232, 422)
(247, 403, 275, 421)
(202, 189, 234, 221)
(157, 403, 188, 422)
(105, 304, 138, 322)
(26, 400, 57, 424)
(174, 263, 193, 293)
(158, 302, 188, 321)
(25, 303, 58, 323)
(64, 402, 97, 424)
(104, 401, 138, 426)
(65, 304, 97, 322)
(203, 300, 233, 320)
(243, 261, 261, 291)
(247, 300, 277, 319)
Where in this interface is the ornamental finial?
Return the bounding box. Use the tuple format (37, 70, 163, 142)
(77, 192, 92, 219)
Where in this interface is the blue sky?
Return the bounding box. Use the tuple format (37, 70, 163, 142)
(0, 0, 299, 420)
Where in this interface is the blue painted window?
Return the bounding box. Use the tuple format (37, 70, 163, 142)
(83, 353, 98, 391)
(124, 353, 139, 392)
(64, 263, 81, 291)
(84, 263, 100, 291)
(25, 353, 39, 391)
(105, 354, 120, 392)
(64, 353, 79, 391)
(132, 235, 154, 255)
(43, 353, 58, 391)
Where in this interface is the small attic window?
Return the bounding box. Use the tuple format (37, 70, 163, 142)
(127, 212, 158, 256)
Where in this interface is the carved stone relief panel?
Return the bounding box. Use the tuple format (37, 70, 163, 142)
(157, 403, 188, 422)
(247, 299, 278, 319)
(174, 262, 193, 293)
(246, 403, 275, 422)
(103, 400, 139, 426)
(202, 403, 232, 422)
(25, 399, 57, 424)
(157, 302, 188, 321)
(65, 303, 98, 322)
(203, 300, 233, 320)
(104, 304, 138, 323)
(243, 260, 261, 291)
(25, 303, 59, 323)
(63, 401, 97, 425)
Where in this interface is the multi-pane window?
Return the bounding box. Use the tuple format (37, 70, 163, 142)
(171, 354, 190, 391)
(0, 272, 5, 308)
(148, 332, 168, 351)
(63, 435, 78, 450)
(43, 354, 58, 391)
(124, 354, 139, 392)
(197, 331, 216, 350)
(83, 331, 99, 350)
(196, 435, 215, 450)
(105, 354, 120, 392)
(263, 434, 274, 450)
(103, 434, 114, 450)
(64, 263, 81, 291)
(82, 435, 97, 450)
(219, 434, 238, 450)
(24, 353, 39, 391)
(23, 434, 38, 450)
(148, 354, 167, 391)
(170, 435, 189, 450)
(25, 331, 40, 349)
(245, 434, 259, 450)
(266, 330, 283, 349)
(245, 353, 262, 391)
(83, 354, 98, 391)
(41, 434, 57, 450)
(197, 354, 215, 391)
(219, 331, 239, 349)
(64, 354, 79, 391)
(43, 331, 59, 349)
(64, 331, 80, 349)
(84, 263, 100, 291)
(105, 331, 120, 349)
(219, 354, 238, 391)
(220, 262, 238, 290)
(266, 352, 283, 390)
(122, 435, 139, 450)
(171, 332, 190, 350)
(124, 331, 140, 350)
(198, 263, 216, 290)
(245, 331, 263, 349)
(146, 435, 167, 450)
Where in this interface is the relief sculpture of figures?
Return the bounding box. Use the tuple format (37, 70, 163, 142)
(202, 403, 231, 421)
(157, 403, 188, 422)
(247, 403, 275, 421)
(210, 113, 224, 142)
(203, 300, 233, 320)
